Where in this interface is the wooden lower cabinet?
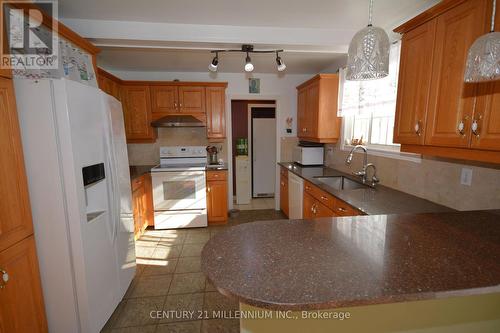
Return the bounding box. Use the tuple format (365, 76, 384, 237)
(279, 168, 289, 217)
(132, 174, 154, 239)
(303, 192, 336, 219)
(206, 170, 228, 224)
(303, 181, 362, 219)
(0, 236, 48, 333)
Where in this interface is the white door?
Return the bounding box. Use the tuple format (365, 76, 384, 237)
(252, 117, 276, 197)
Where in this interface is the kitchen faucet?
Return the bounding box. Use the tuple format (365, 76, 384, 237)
(345, 145, 379, 187)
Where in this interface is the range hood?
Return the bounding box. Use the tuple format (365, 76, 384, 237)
(151, 115, 206, 128)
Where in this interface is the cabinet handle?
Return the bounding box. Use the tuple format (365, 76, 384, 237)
(320, 195, 328, 201)
(311, 204, 317, 215)
(302, 128, 307, 133)
(207, 187, 211, 192)
(0, 269, 8, 289)
(472, 115, 481, 137)
(281, 181, 285, 186)
(174, 102, 178, 108)
(179, 103, 183, 108)
(305, 186, 311, 191)
(414, 120, 422, 136)
(337, 207, 347, 212)
(457, 116, 469, 136)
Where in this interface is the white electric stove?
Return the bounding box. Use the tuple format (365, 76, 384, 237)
(151, 146, 208, 229)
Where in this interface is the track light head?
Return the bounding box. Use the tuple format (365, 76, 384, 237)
(208, 53, 219, 72)
(244, 52, 254, 72)
(276, 53, 286, 72)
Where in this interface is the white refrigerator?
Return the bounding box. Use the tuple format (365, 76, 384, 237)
(14, 78, 135, 333)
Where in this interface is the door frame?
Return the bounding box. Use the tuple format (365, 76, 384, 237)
(226, 94, 282, 211)
(247, 104, 277, 198)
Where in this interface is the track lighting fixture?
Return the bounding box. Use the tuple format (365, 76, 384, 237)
(244, 52, 254, 72)
(276, 52, 286, 72)
(208, 52, 219, 72)
(208, 45, 285, 73)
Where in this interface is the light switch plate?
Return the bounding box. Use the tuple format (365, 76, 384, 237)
(460, 168, 473, 186)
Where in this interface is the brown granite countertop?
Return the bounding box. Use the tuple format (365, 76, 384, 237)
(202, 211, 500, 310)
(129, 165, 155, 181)
(279, 162, 452, 215)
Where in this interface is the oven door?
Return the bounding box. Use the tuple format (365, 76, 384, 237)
(151, 171, 207, 211)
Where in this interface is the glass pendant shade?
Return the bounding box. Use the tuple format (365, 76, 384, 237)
(346, 25, 390, 81)
(464, 32, 500, 82)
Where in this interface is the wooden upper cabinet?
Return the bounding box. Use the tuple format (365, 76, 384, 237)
(0, 236, 47, 333)
(0, 78, 34, 252)
(297, 88, 307, 137)
(178, 86, 205, 114)
(97, 68, 121, 101)
(424, 0, 488, 148)
(394, 20, 436, 145)
(471, 81, 500, 150)
(121, 85, 156, 143)
(151, 85, 179, 116)
(470, 3, 500, 151)
(206, 87, 226, 140)
(296, 74, 341, 143)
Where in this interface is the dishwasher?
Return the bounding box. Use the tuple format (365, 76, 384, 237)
(288, 171, 304, 219)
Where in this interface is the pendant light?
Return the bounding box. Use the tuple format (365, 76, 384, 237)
(464, 0, 500, 82)
(346, 0, 390, 81)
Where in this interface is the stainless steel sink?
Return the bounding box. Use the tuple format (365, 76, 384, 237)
(314, 176, 367, 190)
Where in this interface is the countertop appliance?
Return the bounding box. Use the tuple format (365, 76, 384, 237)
(293, 146, 324, 166)
(151, 146, 208, 229)
(15, 79, 135, 333)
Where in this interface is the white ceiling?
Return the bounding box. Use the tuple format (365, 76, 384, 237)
(57, 0, 441, 74)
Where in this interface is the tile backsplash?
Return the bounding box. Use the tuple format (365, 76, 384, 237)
(127, 127, 227, 165)
(324, 144, 500, 211)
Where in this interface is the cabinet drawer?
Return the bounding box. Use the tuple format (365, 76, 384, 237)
(333, 200, 362, 217)
(207, 170, 227, 181)
(303, 192, 335, 219)
(304, 181, 336, 209)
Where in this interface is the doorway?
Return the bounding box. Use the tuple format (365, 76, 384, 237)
(231, 100, 276, 210)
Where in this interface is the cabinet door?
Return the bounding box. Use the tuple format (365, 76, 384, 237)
(297, 87, 307, 137)
(207, 180, 228, 223)
(206, 87, 226, 140)
(122, 85, 155, 142)
(178, 86, 205, 113)
(470, 82, 500, 150)
(394, 20, 436, 145)
(0, 78, 34, 252)
(305, 82, 319, 138)
(143, 174, 155, 227)
(425, 0, 488, 147)
(151, 86, 178, 115)
(279, 173, 289, 217)
(0, 236, 47, 333)
(132, 185, 145, 238)
(303, 192, 314, 219)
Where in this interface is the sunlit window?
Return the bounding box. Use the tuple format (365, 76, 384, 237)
(338, 41, 401, 151)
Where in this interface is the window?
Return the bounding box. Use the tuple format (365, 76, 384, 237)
(338, 41, 401, 151)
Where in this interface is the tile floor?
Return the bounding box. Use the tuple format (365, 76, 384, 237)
(102, 209, 286, 333)
(233, 197, 275, 211)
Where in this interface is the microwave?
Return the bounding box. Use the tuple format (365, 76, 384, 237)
(293, 146, 324, 166)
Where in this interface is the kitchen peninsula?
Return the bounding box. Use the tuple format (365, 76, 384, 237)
(202, 211, 500, 332)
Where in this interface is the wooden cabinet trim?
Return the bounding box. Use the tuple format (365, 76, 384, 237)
(401, 144, 500, 164)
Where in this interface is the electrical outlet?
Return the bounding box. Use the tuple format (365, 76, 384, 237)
(460, 168, 473, 186)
